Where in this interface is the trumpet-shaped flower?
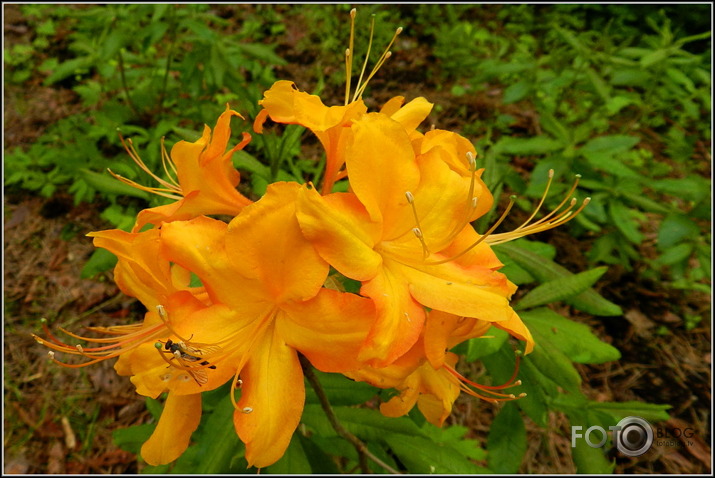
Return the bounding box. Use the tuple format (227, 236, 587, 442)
(254, 81, 433, 195)
(158, 181, 376, 468)
(297, 113, 517, 366)
(253, 12, 429, 196)
(111, 105, 253, 232)
(348, 310, 527, 427)
(33, 227, 224, 465)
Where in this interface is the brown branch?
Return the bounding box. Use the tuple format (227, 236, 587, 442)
(299, 354, 401, 474)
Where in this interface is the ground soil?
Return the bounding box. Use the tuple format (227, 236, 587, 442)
(3, 4, 711, 474)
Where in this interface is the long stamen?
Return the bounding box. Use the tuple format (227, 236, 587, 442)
(120, 134, 179, 191)
(353, 14, 376, 105)
(344, 8, 357, 106)
(160, 137, 179, 185)
(423, 195, 517, 266)
(405, 191, 430, 258)
(106, 169, 184, 199)
(446, 351, 526, 403)
(445, 151, 480, 243)
(353, 26, 402, 101)
(33, 319, 168, 367)
(109, 133, 183, 200)
(486, 173, 590, 245)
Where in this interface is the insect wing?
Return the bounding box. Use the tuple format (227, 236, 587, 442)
(178, 342, 221, 359)
(172, 352, 210, 386)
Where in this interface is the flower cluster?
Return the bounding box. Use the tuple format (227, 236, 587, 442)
(34, 11, 588, 469)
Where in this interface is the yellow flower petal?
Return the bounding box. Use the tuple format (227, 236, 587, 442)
(389, 97, 433, 132)
(279, 287, 375, 373)
(141, 392, 202, 466)
(495, 310, 535, 354)
(254, 81, 367, 194)
(296, 185, 383, 281)
(345, 113, 420, 232)
(234, 323, 305, 469)
(397, 260, 513, 323)
(358, 262, 426, 366)
(226, 182, 329, 303)
(133, 106, 252, 231)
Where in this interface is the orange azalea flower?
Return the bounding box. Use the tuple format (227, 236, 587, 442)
(158, 182, 376, 468)
(348, 311, 525, 427)
(297, 113, 517, 366)
(111, 105, 253, 232)
(252, 11, 428, 195)
(33, 228, 227, 465)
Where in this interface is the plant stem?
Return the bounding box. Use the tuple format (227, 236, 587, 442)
(117, 50, 140, 118)
(298, 354, 401, 474)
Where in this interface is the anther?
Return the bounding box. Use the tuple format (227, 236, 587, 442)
(471, 197, 478, 209)
(156, 305, 168, 321)
(48, 351, 55, 360)
(466, 151, 476, 171)
(242, 407, 253, 414)
(412, 227, 423, 239)
(75, 344, 84, 353)
(405, 191, 415, 204)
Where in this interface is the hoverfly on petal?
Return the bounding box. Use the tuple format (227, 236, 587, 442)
(155, 339, 221, 386)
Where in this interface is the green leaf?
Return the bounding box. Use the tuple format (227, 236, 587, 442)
(384, 434, 487, 474)
(589, 401, 671, 423)
(580, 135, 640, 155)
(650, 177, 711, 203)
(609, 200, 644, 244)
(295, 433, 340, 474)
(301, 405, 425, 442)
(523, 308, 621, 364)
(495, 243, 623, 316)
(43, 56, 93, 85)
(466, 327, 509, 361)
(421, 423, 487, 462)
(263, 433, 312, 474)
(515, 266, 609, 310)
(610, 68, 651, 87)
(483, 344, 553, 428)
(487, 402, 526, 473)
(304, 370, 378, 406)
(502, 80, 531, 104)
(524, 341, 582, 394)
(113, 423, 154, 455)
(80, 248, 118, 279)
(494, 136, 565, 156)
(189, 392, 246, 473)
(657, 213, 701, 249)
(654, 243, 694, 266)
(619, 190, 673, 214)
(585, 67, 610, 103)
(640, 48, 669, 68)
(79, 169, 150, 200)
(571, 433, 615, 474)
